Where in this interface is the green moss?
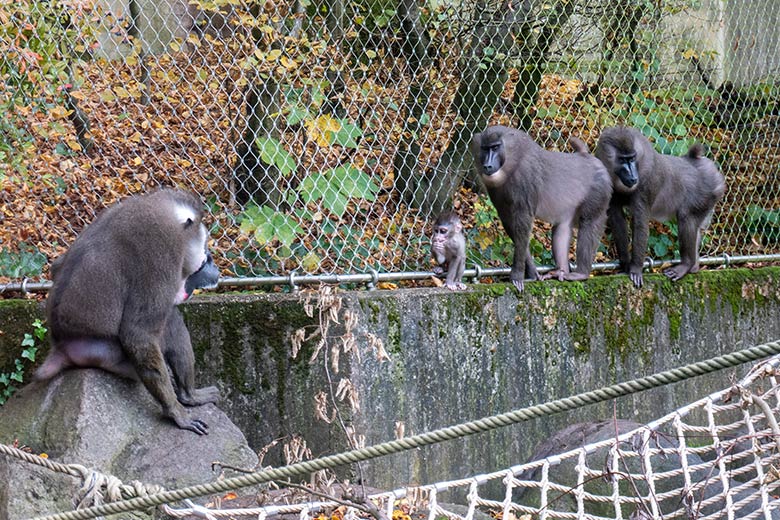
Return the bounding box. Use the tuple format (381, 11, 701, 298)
(0, 299, 46, 373)
(385, 298, 402, 354)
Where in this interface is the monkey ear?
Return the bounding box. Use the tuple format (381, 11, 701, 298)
(454, 221, 463, 233)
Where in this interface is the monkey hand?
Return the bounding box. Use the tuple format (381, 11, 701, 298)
(445, 282, 467, 291)
(432, 265, 445, 276)
(511, 278, 525, 292)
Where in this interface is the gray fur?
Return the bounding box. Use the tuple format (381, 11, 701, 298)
(37, 189, 220, 435)
(431, 211, 467, 291)
(595, 126, 725, 287)
(471, 125, 612, 291)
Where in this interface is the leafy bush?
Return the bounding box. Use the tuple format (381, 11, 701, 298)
(0, 242, 47, 278)
(0, 319, 45, 405)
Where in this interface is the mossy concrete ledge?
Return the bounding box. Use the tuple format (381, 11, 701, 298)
(2, 267, 780, 491)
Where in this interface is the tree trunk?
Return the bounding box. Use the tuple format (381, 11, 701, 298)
(513, 0, 576, 130)
(233, 74, 284, 207)
(397, 0, 530, 216)
(392, 0, 436, 212)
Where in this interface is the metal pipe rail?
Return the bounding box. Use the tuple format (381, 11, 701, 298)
(2, 253, 780, 295)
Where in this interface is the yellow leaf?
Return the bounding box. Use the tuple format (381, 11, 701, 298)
(301, 251, 321, 272)
(69, 90, 85, 101)
(100, 90, 116, 103)
(132, 157, 143, 166)
(129, 132, 142, 143)
(305, 115, 341, 148)
(681, 48, 697, 60)
(50, 106, 70, 119)
(377, 282, 397, 290)
(267, 49, 282, 61)
(280, 55, 297, 70)
(67, 140, 82, 151)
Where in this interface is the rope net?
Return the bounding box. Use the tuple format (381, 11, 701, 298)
(166, 355, 780, 520)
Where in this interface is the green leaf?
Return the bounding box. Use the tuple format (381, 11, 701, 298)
(285, 106, 310, 126)
(330, 120, 362, 149)
(653, 241, 668, 258)
(255, 137, 296, 177)
(22, 334, 35, 348)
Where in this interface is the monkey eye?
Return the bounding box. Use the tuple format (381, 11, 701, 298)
(436, 228, 448, 234)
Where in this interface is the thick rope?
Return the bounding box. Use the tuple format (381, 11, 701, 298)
(25, 339, 780, 520)
(0, 444, 165, 509)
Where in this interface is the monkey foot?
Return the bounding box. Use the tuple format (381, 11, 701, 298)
(628, 271, 644, 288)
(178, 385, 220, 406)
(172, 414, 209, 435)
(445, 282, 467, 291)
(561, 272, 589, 282)
(663, 265, 692, 282)
(540, 271, 562, 281)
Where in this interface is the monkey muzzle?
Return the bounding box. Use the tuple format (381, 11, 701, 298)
(616, 161, 639, 188)
(184, 251, 220, 299)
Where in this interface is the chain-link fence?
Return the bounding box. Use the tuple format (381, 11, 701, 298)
(1, 0, 779, 286)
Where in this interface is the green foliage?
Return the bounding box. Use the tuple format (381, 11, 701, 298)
(468, 195, 553, 266)
(0, 319, 45, 405)
(240, 117, 381, 272)
(647, 222, 678, 259)
(283, 84, 326, 126)
(240, 205, 305, 248)
(0, 242, 48, 278)
(744, 205, 780, 245)
(300, 165, 379, 217)
(255, 137, 298, 177)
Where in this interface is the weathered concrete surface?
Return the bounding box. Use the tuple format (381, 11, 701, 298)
(2, 267, 780, 493)
(0, 370, 258, 519)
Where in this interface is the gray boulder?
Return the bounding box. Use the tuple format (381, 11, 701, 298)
(0, 369, 258, 519)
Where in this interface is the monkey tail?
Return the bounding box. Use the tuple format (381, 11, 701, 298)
(569, 137, 590, 155)
(687, 143, 704, 159)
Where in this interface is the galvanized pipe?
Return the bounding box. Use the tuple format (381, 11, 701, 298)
(2, 254, 780, 295)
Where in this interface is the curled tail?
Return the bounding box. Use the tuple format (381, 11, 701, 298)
(569, 136, 590, 155)
(687, 143, 704, 159)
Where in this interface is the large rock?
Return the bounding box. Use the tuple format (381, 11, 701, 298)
(0, 370, 258, 519)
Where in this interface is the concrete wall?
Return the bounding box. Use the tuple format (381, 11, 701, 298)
(2, 267, 780, 492)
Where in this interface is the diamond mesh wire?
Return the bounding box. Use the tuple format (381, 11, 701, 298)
(1, 1, 779, 281)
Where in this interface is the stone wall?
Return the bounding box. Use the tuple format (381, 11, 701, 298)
(2, 267, 780, 491)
